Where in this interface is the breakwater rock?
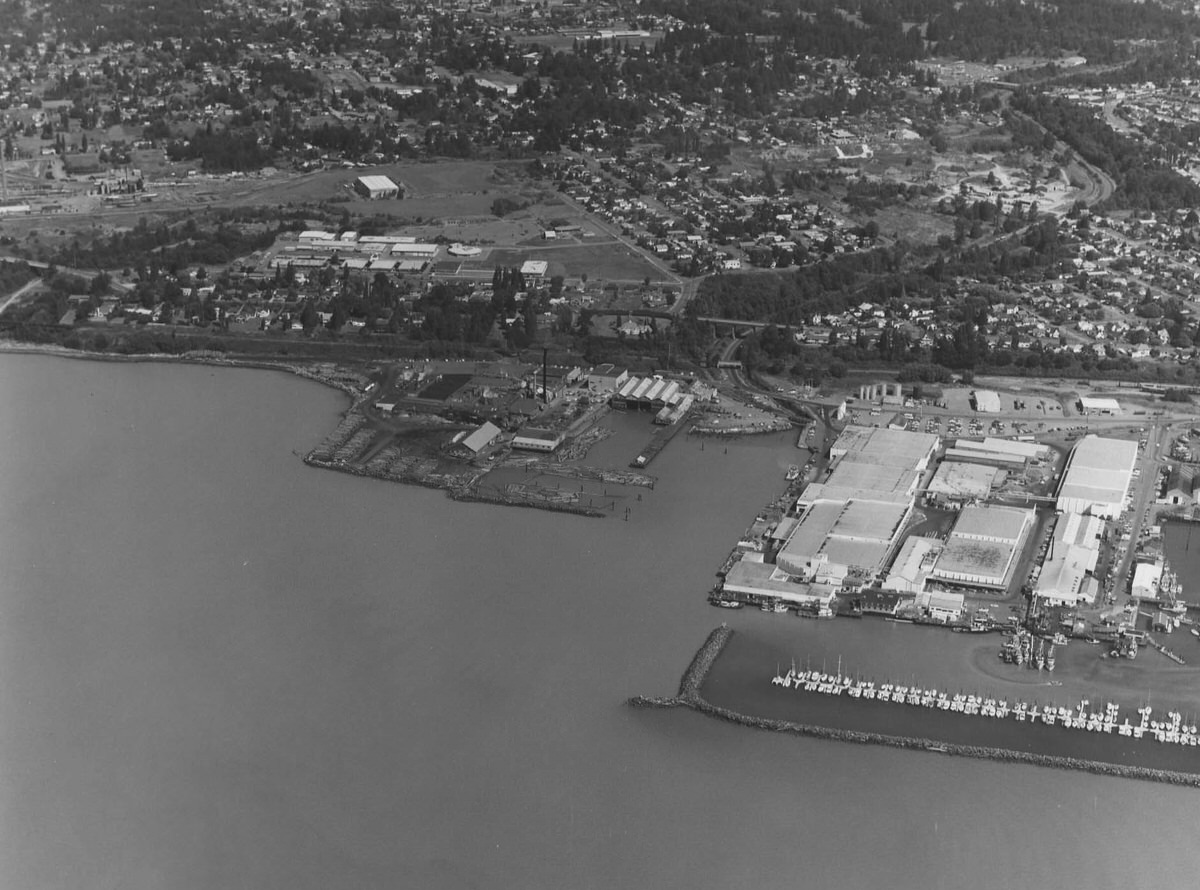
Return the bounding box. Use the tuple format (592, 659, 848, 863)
(629, 626, 1200, 788)
(449, 487, 606, 518)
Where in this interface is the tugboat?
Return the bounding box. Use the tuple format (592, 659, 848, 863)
(785, 465, 800, 482)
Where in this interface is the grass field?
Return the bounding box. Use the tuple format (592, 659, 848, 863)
(392, 160, 530, 196)
(461, 241, 668, 283)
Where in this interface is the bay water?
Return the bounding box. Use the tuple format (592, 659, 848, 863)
(1, 354, 1194, 889)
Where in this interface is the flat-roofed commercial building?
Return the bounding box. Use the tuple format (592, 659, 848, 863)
(389, 242, 439, 258)
(1056, 435, 1139, 517)
(953, 437, 1046, 462)
(1079, 396, 1121, 415)
(511, 427, 565, 452)
(830, 425, 939, 468)
(927, 461, 1002, 502)
(825, 425, 939, 497)
(931, 504, 1034, 590)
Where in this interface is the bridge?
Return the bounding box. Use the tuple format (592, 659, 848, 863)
(696, 316, 777, 337)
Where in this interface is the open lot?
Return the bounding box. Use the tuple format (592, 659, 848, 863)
(468, 242, 666, 283)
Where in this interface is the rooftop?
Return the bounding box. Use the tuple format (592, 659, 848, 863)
(357, 174, 399, 191)
(830, 425, 939, 465)
(973, 390, 1002, 413)
(934, 539, 1017, 584)
(1057, 435, 1138, 513)
(927, 461, 1000, 499)
(949, 504, 1033, 543)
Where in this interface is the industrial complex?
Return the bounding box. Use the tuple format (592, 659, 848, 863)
(716, 419, 1161, 627)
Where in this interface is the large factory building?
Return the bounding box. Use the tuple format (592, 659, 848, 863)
(1056, 435, 1138, 517)
(931, 504, 1034, 591)
(773, 426, 938, 586)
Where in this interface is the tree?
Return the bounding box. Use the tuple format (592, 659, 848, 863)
(300, 300, 318, 334)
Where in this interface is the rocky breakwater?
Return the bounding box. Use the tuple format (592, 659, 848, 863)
(629, 627, 1200, 787)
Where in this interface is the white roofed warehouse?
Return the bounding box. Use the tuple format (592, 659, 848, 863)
(972, 390, 1002, 413)
(931, 504, 1034, 591)
(1056, 435, 1138, 517)
(775, 498, 913, 586)
(354, 174, 400, 199)
(1078, 396, 1121, 415)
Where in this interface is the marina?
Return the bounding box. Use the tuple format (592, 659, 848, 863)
(696, 620, 1200, 779)
(636, 625, 1200, 786)
(769, 662, 1200, 747)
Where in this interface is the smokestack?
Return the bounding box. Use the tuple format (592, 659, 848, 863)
(542, 347, 548, 404)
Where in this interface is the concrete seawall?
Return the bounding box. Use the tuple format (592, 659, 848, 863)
(629, 626, 1200, 788)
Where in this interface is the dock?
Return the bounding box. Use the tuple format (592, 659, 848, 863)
(630, 410, 693, 468)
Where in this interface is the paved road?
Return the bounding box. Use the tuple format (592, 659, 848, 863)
(1113, 421, 1169, 599)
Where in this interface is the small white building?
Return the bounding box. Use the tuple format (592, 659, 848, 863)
(461, 421, 502, 454)
(512, 427, 564, 452)
(354, 174, 400, 200)
(1079, 396, 1121, 415)
(916, 590, 964, 623)
(972, 390, 1002, 413)
(1131, 561, 1164, 602)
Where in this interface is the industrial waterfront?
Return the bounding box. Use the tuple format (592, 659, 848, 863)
(4, 353, 1200, 890)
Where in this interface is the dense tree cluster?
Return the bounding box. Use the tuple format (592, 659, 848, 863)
(1012, 92, 1200, 211)
(165, 128, 273, 172)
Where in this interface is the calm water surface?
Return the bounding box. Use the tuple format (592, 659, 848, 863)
(1, 354, 1197, 889)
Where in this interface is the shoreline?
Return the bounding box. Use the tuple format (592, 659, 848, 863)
(629, 626, 1200, 788)
(0, 339, 365, 398)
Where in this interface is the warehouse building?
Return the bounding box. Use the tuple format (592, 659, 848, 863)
(1035, 512, 1103, 606)
(461, 421, 502, 454)
(354, 174, 400, 199)
(1131, 561, 1165, 602)
(800, 425, 938, 504)
(972, 390, 1002, 413)
(776, 496, 913, 586)
(926, 461, 1002, 503)
(1078, 396, 1121, 415)
(1056, 435, 1139, 517)
(612, 376, 685, 410)
(931, 504, 1034, 591)
(756, 426, 939, 591)
(1162, 464, 1200, 506)
(585, 363, 630, 392)
(953, 437, 1046, 463)
(511, 428, 565, 452)
(389, 241, 439, 258)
